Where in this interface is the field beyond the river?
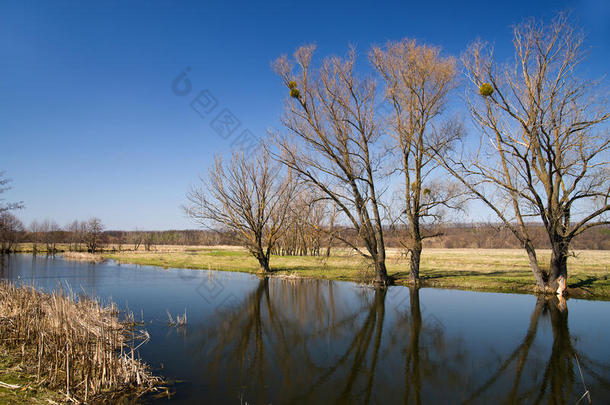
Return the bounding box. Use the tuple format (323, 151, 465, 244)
(102, 246, 610, 300)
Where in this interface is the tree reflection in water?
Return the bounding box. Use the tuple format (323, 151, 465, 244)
(466, 295, 610, 404)
(189, 277, 609, 404)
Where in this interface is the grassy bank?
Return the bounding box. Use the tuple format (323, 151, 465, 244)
(0, 282, 162, 403)
(104, 246, 610, 300)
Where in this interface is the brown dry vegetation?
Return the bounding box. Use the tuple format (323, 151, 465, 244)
(62, 251, 105, 263)
(0, 282, 162, 403)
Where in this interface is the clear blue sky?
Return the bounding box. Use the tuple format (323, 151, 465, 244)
(1, 0, 608, 230)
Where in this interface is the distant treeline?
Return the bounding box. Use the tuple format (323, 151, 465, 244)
(4, 222, 608, 253)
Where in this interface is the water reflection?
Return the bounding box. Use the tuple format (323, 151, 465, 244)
(190, 277, 609, 404)
(1, 255, 609, 404)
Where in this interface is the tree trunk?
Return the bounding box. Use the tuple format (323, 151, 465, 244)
(373, 256, 389, 285)
(548, 241, 569, 294)
(523, 240, 547, 291)
(256, 254, 270, 273)
(325, 235, 334, 258)
(409, 242, 422, 285)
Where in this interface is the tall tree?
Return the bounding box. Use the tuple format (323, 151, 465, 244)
(436, 13, 609, 293)
(185, 150, 297, 273)
(273, 45, 390, 284)
(371, 39, 463, 283)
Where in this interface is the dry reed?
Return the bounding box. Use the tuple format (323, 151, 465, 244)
(0, 281, 163, 402)
(166, 309, 187, 327)
(62, 252, 105, 263)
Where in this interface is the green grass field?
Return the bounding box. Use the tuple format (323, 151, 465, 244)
(103, 246, 610, 300)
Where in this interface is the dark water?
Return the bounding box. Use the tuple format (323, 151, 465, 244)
(1, 254, 609, 404)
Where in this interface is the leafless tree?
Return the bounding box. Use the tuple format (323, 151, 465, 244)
(0, 173, 23, 254)
(273, 45, 390, 284)
(185, 151, 297, 273)
(276, 186, 336, 257)
(29, 220, 43, 254)
(114, 231, 126, 252)
(436, 13, 610, 293)
(41, 219, 60, 254)
(129, 231, 144, 251)
(0, 172, 23, 214)
(66, 220, 85, 251)
(85, 217, 105, 253)
(0, 213, 24, 253)
(371, 39, 464, 283)
(144, 232, 156, 251)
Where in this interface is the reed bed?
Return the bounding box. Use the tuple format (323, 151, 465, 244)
(0, 281, 163, 403)
(62, 252, 105, 263)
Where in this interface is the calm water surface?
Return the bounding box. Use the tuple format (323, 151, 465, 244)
(1, 254, 609, 404)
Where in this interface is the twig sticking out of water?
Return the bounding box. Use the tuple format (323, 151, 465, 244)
(574, 352, 591, 404)
(166, 309, 187, 327)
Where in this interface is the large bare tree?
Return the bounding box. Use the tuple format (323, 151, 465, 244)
(185, 151, 297, 273)
(371, 39, 463, 283)
(273, 45, 390, 284)
(437, 14, 610, 293)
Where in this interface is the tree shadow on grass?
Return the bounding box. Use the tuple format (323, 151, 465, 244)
(397, 271, 532, 281)
(568, 276, 606, 290)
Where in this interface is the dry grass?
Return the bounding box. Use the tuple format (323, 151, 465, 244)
(62, 252, 105, 263)
(0, 282, 163, 403)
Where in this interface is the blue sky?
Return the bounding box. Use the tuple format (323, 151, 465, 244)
(1, 0, 609, 230)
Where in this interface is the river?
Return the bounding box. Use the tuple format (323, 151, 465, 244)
(1, 254, 609, 404)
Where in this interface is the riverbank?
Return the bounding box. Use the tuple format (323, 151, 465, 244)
(103, 246, 610, 300)
(0, 282, 163, 403)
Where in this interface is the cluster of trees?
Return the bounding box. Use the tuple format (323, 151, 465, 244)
(1, 217, 107, 254)
(187, 14, 609, 293)
(3, 220, 606, 254)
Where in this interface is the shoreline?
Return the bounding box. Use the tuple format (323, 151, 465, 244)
(3, 247, 608, 300)
(97, 247, 610, 301)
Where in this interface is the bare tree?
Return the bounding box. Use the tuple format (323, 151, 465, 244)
(129, 230, 144, 251)
(66, 220, 82, 251)
(0, 173, 23, 254)
(273, 45, 390, 284)
(29, 220, 43, 254)
(0, 213, 24, 253)
(371, 39, 464, 283)
(41, 219, 60, 254)
(114, 231, 126, 252)
(143, 232, 156, 251)
(0, 172, 23, 214)
(276, 186, 334, 257)
(437, 13, 610, 293)
(85, 217, 105, 253)
(185, 151, 297, 273)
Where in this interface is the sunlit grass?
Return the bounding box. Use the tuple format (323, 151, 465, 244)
(104, 247, 610, 299)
